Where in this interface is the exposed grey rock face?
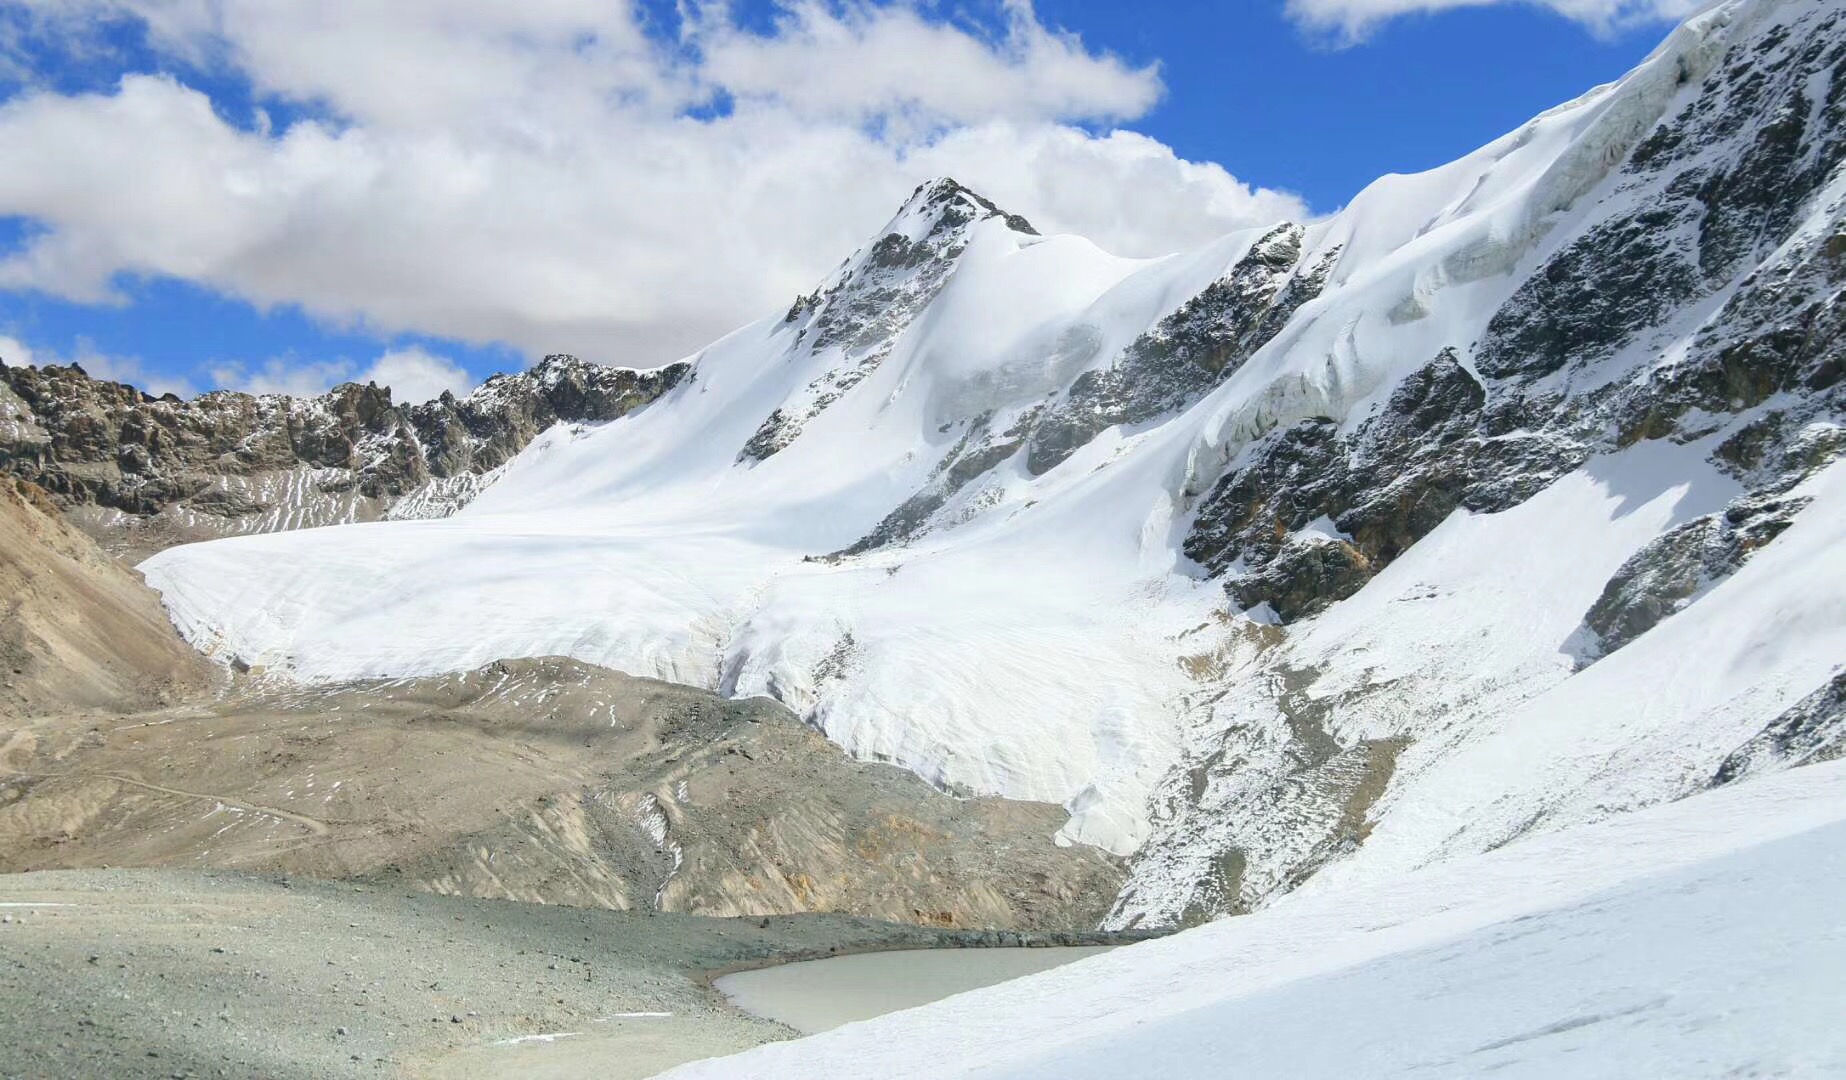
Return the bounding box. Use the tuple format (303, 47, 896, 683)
(1713, 670, 1846, 785)
(1025, 224, 1334, 476)
(0, 354, 686, 558)
(1576, 490, 1810, 661)
(1180, 350, 1562, 621)
(1479, 13, 1846, 382)
(1183, 3, 1846, 627)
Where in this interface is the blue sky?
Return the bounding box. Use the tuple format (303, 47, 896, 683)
(0, 0, 1678, 401)
(1034, 0, 1669, 208)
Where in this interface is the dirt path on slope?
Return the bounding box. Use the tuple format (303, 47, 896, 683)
(6, 768, 334, 836)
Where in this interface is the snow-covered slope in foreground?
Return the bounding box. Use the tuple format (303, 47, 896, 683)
(144, 0, 1846, 893)
(663, 759, 1846, 1080)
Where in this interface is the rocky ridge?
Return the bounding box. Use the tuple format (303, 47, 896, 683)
(0, 352, 686, 559)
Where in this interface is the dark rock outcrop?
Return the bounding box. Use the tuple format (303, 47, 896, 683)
(1183, 350, 1533, 621)
(1577, 490, 1810, 661)
(1713, 670, 1846, 785)
(1480, 11, 1846, 383)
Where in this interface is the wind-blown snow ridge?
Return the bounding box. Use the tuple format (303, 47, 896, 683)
(143, 0, 1846, 901)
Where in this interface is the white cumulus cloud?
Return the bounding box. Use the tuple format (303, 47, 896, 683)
(0, 1, 1307, 374)
(208, 346, 474, 404)
(1285, 0, 1706, 43)
(360, 347, 477, 405)
(693, 0, 1161, 127)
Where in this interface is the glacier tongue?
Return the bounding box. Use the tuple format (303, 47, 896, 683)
(142, 0, 1846, 895)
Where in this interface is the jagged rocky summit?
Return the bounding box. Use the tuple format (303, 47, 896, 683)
(0, 353, 686, 558)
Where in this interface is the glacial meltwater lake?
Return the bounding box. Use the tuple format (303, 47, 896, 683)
(715, 946, 1115, 1033)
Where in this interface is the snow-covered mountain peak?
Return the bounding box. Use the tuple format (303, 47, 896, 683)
(885, 176, 1039, 244)
(139, 0, 1846, 913)
(743, 179, 1053, 462)
(782, 177, 1037, 331)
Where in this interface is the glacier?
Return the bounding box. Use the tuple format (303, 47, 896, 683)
(141, 0, 1846, 919)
